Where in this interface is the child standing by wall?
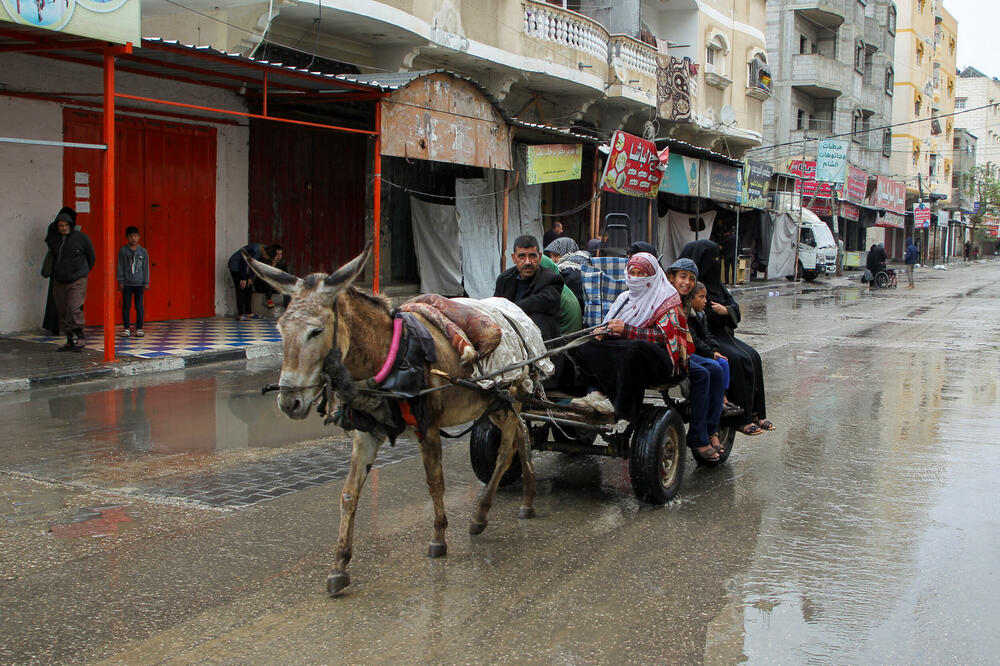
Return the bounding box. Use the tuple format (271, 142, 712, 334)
(117, 225, 150, 337)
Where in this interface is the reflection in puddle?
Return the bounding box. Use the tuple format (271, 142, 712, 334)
(48, 505, 135, 539)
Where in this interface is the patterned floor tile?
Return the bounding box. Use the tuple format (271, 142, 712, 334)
(10, 318, 280, 359)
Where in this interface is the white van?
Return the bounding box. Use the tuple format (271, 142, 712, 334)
(796, 208, 838, 281)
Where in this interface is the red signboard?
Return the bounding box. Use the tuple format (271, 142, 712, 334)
(844, 166, 868, 203)
(875, 211, 905, 229)
(871, 175, 905, 214)
(808, 201, 833, 217)
(788, 160, 834, 197)
(789, 160, 868, 203)
(914, 202, 932, 228)
(840, 201, 861, 221)
(601, 131, 667, 199)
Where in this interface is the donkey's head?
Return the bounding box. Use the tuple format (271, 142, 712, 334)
(247, 242, 373, 419)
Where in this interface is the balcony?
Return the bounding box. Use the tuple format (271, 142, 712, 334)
(791, 2, 847, 28)
(522, 2, 608, 69)
(607, 34, 658, 101)
(790, 54, 845, 98)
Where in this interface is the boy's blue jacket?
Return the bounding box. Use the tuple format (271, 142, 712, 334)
(904, 237, 919, 265)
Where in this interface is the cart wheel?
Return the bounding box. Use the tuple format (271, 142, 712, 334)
(469, 419, 521, 487)
(629, 406, 686, 504)
(692, 422, 737, 466)
(874, 271, 890, 289)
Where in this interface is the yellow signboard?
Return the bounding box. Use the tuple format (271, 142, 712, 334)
(1, 0, 140, 45)
(525, 144, 583, 185)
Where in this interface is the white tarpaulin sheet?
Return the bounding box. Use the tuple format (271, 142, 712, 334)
(657, 209, 717, 266)
(456, 159, 542, 298)
(454, 296, 553, 392)
(767, 212, 798, 279)
(410, 197, 464, 296)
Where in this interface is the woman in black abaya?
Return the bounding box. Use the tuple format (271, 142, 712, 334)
(679, 240, 774, 436)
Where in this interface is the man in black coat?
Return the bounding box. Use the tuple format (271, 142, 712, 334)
(494, 235, 564, 341)
(495, 234, 565, 385)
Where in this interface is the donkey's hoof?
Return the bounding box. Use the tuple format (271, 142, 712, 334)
(518, 506, 536, 520)
(327, 572, 351, 595)
(428, 541, 447, 558)
(469, 520, 488, 535)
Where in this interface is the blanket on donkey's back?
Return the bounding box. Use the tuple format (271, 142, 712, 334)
(452, 297, 553, 394)
(400, 293, 502, 363)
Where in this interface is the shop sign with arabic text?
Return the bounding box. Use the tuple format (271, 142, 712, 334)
(601, 131, 667, 199)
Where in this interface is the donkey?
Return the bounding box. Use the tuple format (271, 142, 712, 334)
(248, 243, 537, 595)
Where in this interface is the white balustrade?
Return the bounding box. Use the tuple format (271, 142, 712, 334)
(522, 2, 608, 61)
(610, 36, 657, 78)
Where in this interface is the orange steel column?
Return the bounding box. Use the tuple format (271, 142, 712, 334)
(102, 47, 116, 362)
(373, 100, 382, 292)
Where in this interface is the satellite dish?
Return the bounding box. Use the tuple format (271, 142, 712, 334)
(720, 105, 736, 125)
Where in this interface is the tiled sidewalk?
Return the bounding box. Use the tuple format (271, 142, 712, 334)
(11, 317, 281, 359)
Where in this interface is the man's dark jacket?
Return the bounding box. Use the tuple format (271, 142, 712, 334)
(494, 265, 564, 341)
(51, 229, 96, 283)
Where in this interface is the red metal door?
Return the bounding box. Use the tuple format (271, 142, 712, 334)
(249, 120, 366, 275)
(63, 110, 216, 325)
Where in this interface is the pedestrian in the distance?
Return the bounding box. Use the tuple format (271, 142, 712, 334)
(904, 237, 918, 289)
(227, 242, 271, 321)
(964, 240, 971, 262)
(49, 210, 95, 351)
(42, 207, 76, 335)
(117, 225, 150, 337)
(543, 220, 564, 248)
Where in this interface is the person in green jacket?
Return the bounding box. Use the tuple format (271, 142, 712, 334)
(540, 254, 581, 335)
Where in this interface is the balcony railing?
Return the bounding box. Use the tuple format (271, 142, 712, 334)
(609, 35, 657, 78)
(522, 2, 608, 61)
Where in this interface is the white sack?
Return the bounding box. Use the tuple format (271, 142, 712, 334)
(453, 296, 553, 393)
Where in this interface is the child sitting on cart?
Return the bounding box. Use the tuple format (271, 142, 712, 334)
(570, 253, 721, 462)
(665, 259, 726, 457)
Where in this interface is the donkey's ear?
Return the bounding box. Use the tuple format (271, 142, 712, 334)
(246, 252, 301, 295)
(323, 241, 373, 292)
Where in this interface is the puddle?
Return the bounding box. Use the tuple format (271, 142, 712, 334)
(47, 505, 136, 539)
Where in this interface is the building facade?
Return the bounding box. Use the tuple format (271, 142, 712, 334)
(890, 0, 957, 206)
(955, 67, 1000, 179)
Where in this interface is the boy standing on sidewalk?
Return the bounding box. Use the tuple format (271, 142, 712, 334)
(117, 226, 150, 337)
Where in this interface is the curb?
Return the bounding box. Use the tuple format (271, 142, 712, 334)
(0, 342, 283, 395)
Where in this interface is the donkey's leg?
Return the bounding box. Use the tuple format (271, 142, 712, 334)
(418, 427, 449, 558)
(328, 431, 382, 595)
(470, 411, 518, 535)
(512, 412, 537, 520)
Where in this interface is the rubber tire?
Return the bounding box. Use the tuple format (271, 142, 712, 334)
(803, 269, 818, 282)
(469, 419, 522, 487)
(874, 271, 890, 289)
(629, 406, 686, 504)
(691, 422, 737, 466)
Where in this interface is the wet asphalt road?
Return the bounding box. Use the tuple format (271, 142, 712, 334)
(1, 263, 998, 664)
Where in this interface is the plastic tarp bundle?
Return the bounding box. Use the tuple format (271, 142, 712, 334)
(410, 197, 464, 295)
(767, 212, 798, 279)
(453, 297, 553, 393)
(657, 209, 717, 266)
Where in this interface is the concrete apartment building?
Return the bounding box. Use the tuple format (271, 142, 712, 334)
(890, 0, 957, 260)
(955, 67, 1000, 180)
(760, 0, 898, 251)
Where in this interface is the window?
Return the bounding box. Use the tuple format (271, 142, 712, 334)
(918, 0, 925, 13)
(705, 34, 727, 76)
(797, 109, 806, 130)
(914, 94, 921, 117)
(853, 109, 865, 142)
(883, 129, 892, 157)
(888, 4, 897, 35)
(929, 153, 937, 178)
(749, 53, 772, 93)
(885, 66, 894, 95)
(955, 97, 966, 109)
(855, 40, 866, 73)
(916, 42, 924, 65)
(799, 35, 808, 55)
(947, 78, 954, 98)
(913, 141, 921, 166)
(949, 37, 956, 55)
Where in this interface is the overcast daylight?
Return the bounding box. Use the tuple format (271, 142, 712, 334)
(947, 0, 1000, 76)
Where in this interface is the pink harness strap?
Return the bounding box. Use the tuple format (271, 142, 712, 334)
(374, 317, 404, 385)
